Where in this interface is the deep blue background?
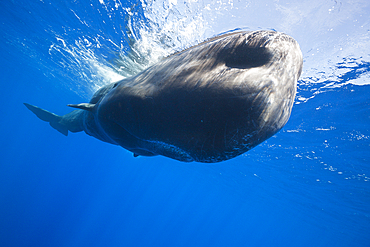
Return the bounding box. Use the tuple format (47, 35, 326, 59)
(1, 1, 369, 247)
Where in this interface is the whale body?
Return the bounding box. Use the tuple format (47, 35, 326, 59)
(25, 30, 303, 163)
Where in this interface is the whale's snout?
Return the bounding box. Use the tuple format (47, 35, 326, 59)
(217, 31, 298, 70)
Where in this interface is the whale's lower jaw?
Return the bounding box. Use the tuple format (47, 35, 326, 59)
(140, 140, 195, 162)
(130, 124, 282, 163)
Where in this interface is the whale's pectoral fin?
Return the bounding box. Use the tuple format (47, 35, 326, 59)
(67, 103, 95, 111)
(24, 103, 69, 136)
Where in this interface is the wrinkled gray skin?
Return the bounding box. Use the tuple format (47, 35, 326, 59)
(25, 30, 303, 163)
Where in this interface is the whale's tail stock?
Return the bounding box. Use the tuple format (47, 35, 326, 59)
(24, 103, 84, 136)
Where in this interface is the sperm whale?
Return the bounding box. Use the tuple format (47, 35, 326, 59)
(25, 30, 303, 163)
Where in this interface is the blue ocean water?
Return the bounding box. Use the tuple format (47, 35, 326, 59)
(0, 0, 369, 246)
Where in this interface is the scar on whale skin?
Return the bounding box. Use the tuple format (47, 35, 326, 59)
(25, 30, 303, 163)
